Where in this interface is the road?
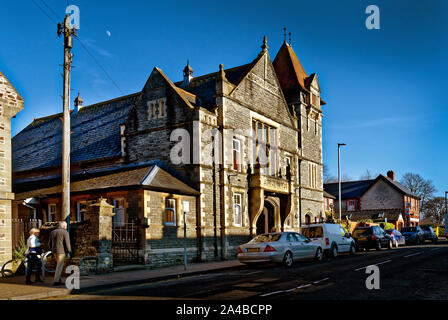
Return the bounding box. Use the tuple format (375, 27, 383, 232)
(51, 240, 448, 300)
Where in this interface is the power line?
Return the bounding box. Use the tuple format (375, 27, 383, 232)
(39, 0, 60, 21)
(74, 35, 124, 94)
(30, 0, 124, 95)
(31, 0, 57, 24)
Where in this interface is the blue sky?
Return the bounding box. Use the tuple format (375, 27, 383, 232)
(1, 0, 447, 195)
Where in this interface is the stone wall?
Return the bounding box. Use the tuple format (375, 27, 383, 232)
(0, 71, 23, 267)
(361, 179, 403, 210)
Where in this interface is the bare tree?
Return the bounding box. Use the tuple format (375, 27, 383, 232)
(423, 197, 446, 224)
(323, 164, 338, 184)
(360, 169, 376, 180)
(400, 172, 437, 212)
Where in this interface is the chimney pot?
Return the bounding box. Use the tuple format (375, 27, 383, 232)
(387, 170, 395, 180)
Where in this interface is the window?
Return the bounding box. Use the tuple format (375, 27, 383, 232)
(347, 200, 356, 211)
(0, 123, 4, 131)
(308, 163, 318, 188)
(48, 204, 56, 222)
(252, 120, 278, 176)
(165, 198, 176, 226)
(147, 100, 156, 119)
(113, 198, 125, 227)
(232, 139, 241, 171)
(158, 98, 166, 118)
(234, 193, 242, 226)
(0, 151, 5, 158)
(0, 137, 4, 144)
(0, 178, 5, 186)
(76, 201, 87, 222)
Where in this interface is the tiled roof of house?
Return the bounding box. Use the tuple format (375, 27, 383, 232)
(345, 209, 403, 221)
(12, 93, 139, 172)
(324, 179, 374, 200)
(273, 41, 308, 92)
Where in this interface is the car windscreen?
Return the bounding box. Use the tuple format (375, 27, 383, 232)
(301, 226, 323, 238)
(401, 227, 417, 232)
(385, 230, 393, 234)
(249, 234, 281, 243)
(353, 228, 372, 237)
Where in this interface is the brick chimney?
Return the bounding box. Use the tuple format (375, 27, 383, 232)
(387, 170, 395, 180)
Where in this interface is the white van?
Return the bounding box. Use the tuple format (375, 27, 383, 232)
(300, 223, 356, 258)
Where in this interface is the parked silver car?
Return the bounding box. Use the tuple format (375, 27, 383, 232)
(237, 232, 323, 267)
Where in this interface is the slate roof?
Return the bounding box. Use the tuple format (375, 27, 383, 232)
(324, 180, 374, 200)
(15, 160, 199, 201)
(174, 63, 254, 108)
(325, 175, 420, 200)
(345, 209, 403, 222)
(12, 93, 139, 172)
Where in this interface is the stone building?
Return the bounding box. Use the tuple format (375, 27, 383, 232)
(0, 70, 24, 267)
(324, 170, 420, 229)
(12, 37, 326, 266)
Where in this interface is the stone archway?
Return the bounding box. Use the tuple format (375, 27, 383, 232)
(255, 200, 278, 235)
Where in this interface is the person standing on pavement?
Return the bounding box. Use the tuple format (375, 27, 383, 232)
(49, 221, 71, 286)
(25, 228, 43, 285)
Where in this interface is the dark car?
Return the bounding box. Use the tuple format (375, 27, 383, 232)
(401, 226, 425, 244)
(421, 226, 438, 243)
(385, 229, 406, 248)
(352, 226, 393, 251)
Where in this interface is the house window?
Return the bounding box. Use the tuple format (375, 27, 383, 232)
(285, 157, 291, 175)
(0, 137, 4, 144)
(0, 123, 4, 131)
(234, 193, 242, 226)
(0, 151, 5, 158)
(76, 201, 87, 222)
(48, 204, 56, 222)
(347, 200, 356, 211)
(232, 139, 241, 171)
(147, 100, 156, 119)
(165, 198, 176, 226)
(113, 198, 125, 227)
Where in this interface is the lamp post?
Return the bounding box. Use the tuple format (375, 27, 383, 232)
(338, 143, 346, 223)
(444, 191, 448, 236)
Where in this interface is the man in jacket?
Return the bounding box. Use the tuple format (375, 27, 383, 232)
(49, 221, 71, 286)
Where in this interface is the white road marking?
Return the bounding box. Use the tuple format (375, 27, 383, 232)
(246, 271, 263, 275)
(431, 248, 441, 251)
(259, 290, 285, 297)
(404, 252, 422, 258)
(313, 278, 329, 284)
(354, 260, 392, 271)
(296, 284, 312, 289)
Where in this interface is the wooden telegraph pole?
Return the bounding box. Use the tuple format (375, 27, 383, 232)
(57, 15, 76, 230)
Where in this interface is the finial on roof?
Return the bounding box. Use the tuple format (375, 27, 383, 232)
(283, 27, 287, 43)
(182, 59, 194, 86)
(74, 91, 83, 113)
(288, 32, 292, 46)
(261, 35, 269, 51)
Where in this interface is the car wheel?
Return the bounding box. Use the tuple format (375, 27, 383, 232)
(315, 248, 323, 261)
(349, 244, 356, 255)
(283, 251, 293, 267)
(376, 241, 382, 251)
(331, 245, 338, 258)
(388, 240, 393, 250)
(395, 240, 399, 248)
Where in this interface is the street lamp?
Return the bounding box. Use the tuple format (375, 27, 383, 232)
(338, 143, 346, 223)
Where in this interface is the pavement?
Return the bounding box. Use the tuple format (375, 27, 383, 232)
(0, 260, 244, 300)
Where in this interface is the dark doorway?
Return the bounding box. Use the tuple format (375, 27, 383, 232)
(256, 201, 275, 235)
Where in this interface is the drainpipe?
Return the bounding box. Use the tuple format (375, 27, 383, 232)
(298, 159, 302, 228)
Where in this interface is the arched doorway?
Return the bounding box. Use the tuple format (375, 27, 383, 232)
(256, 201, 276, 235)
(304, 214, 311, 225)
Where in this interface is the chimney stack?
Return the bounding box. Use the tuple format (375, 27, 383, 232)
(74, 92, 83, 113)
(387, 170, 395, 180)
